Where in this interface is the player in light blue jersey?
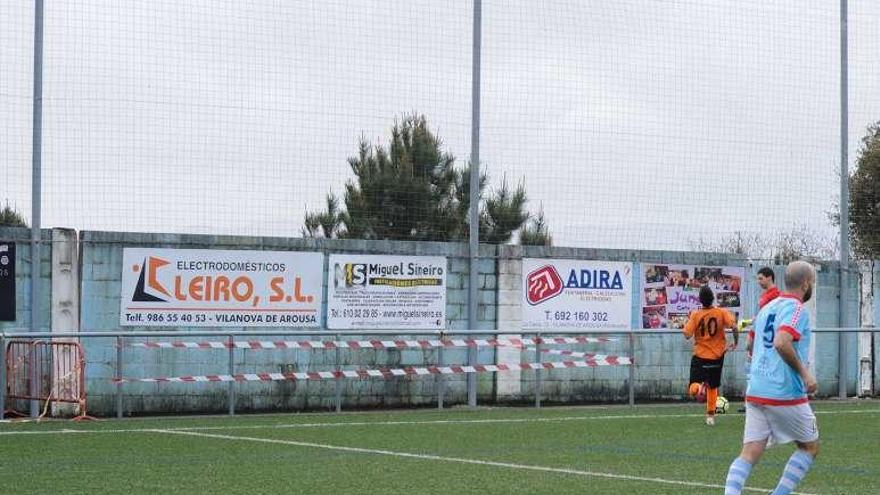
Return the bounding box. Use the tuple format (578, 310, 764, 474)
(722, 261, 819, 495)
(747, 294, 812, 404)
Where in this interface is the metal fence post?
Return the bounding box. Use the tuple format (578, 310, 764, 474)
(29, 0, 45, 420)
(838, 0, 850, 400)
(28, 338, 39, 417)
(227, 335, 235, 416)
(628, 329, 635, 407)
(535, 332, 542, 408)
(629, 262, 640, 408)
(0, 334, 6, 420)
(437, 332, 445, 410)
(466, 0, 483, 410)
(116, 335, 124, 419)
(334, 333, 342, 413)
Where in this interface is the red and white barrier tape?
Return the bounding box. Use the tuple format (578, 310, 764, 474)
(536, 349, 598, 359)
(114, 357, 632, 384)
(128, 336, 618, 351)
(515, 349, 627, 360)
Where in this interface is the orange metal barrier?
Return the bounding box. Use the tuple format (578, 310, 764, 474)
(4, 340, 94, 420)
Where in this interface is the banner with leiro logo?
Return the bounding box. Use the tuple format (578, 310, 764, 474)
(327, 254, 446, 329)
(120, 248, 323, 327)
(523, 259, 632, 329)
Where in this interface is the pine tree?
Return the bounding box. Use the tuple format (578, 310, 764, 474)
(850, 122, 880, 259)
(0, 202, 28, 228)
(304, 114, 549, 245)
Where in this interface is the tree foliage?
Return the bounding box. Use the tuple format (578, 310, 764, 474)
(849, 122, 880, 259)
(304, 114, 549, 245)
(688, 225, 838, 263)
(519, 207, 552, 246)
(0, 202, 28, 228)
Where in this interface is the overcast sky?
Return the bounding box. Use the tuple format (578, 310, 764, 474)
(1, 1, 878, 251)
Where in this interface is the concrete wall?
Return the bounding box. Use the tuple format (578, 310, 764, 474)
(495, 245, 748, 405)
(873, 262, 880, 395)
(867, 261, 880, 394)
(812, 261, 862, 396)
(858, 261, 875, 396)
(0, 227, 53, 333)
(78, 231, 497, 415)
(0, 227, 869, 416)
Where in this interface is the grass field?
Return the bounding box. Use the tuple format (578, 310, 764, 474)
(1, 400, 878, 495)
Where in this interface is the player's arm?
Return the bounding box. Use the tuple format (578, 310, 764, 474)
(773, 331, 817, 394)
(725, 311, 738, 347)
(682, 314, 696, 340)
(738, 318, 754, 354)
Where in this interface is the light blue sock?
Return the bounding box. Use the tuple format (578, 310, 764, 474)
(771, 450, 815, 495)
(724, 457, 753, 495)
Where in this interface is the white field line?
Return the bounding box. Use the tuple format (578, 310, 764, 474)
(0, 408, 877, 435)
(154, 429, 817, 495)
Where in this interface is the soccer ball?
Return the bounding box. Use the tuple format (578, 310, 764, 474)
(715, 396, 730, 414)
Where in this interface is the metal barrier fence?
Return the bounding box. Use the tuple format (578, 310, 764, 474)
(2, 339, 92, 420)
(0, 328, 875, 419)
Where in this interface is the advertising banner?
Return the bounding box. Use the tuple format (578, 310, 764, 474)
(523, 258, 633, 329)
(641, 263, 745, 329)
(327, 254, 446, 329)
(0, 242, 14, 321)
(120, 248, 322, 327)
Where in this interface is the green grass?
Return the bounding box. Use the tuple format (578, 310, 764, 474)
(1, 400, 878, 494)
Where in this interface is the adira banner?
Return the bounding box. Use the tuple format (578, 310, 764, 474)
(522, 259, 633, 330)
(120, 248, 323, 327)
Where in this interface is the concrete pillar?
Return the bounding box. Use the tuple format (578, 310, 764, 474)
(875, 262, 880, 395)
(51, 228, 79, 334)
(51, 228, 80, 415)
(496, 247, 522, 398)
(806, 264, 819, 378)
(858, 261, 874, 396)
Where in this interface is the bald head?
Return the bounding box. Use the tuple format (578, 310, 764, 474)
(784, 261, 816, 300)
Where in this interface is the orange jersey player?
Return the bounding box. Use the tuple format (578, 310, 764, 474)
(683, 285, 738, 425)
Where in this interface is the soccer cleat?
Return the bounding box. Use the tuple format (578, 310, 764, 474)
(705, 415, 715, 426)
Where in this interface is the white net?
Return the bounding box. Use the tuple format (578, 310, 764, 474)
(1, 1, 878, 255)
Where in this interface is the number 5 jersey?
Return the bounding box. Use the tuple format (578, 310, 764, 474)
(747, 294, 812, 405)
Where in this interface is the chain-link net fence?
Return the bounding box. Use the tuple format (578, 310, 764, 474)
(1, 1, 877, 256)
